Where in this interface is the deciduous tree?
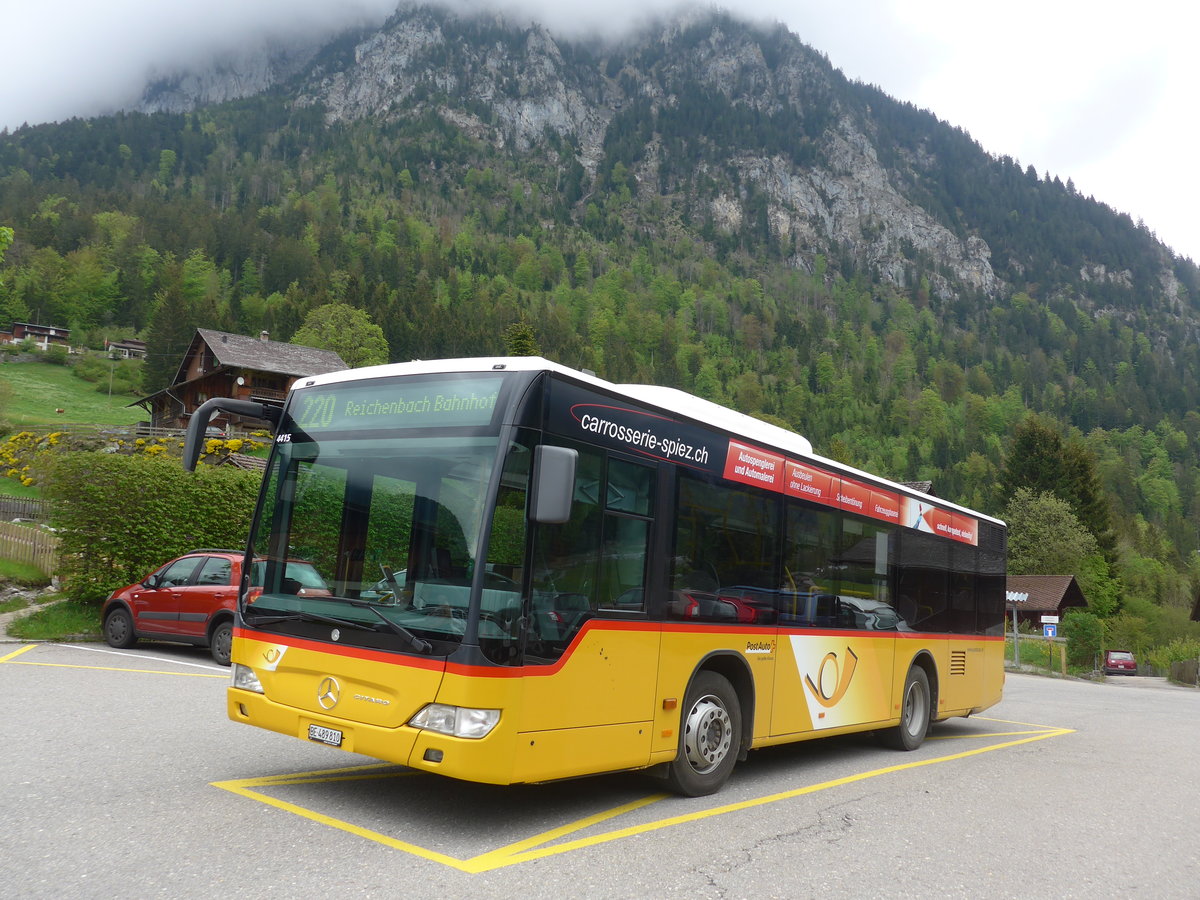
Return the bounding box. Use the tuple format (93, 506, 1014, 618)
(291, 303, 389, 368)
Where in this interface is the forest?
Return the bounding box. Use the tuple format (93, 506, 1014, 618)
(2, 11, 1200, 658)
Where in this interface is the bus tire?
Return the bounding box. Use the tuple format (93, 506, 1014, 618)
(103, 607, 137, 649)
(665, 671, 741, 796)
(879, 665, 930, 751)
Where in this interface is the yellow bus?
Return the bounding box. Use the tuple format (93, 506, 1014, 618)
(185, 357, 1005, 796)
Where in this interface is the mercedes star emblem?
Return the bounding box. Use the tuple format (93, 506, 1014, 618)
(317, 676, 341, 710)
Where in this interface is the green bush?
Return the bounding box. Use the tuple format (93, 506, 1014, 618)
(1061, 609, 1103, 668)
(44, 345, 69, 366)
(41, 452, 261, 600)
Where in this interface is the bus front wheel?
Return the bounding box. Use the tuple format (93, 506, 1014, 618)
(665, 671, 740, 796)
(879, 665, 931, 751)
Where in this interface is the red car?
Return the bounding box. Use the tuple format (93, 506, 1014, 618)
(1103, 649, 1138, 676)
(101, 550, 327, 665)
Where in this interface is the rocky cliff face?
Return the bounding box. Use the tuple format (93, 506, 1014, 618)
(128, 5, 1014, 298)
(139, 40, 326, 116)
(293, 7, 997, 297)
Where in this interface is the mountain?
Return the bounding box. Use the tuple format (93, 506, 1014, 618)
(126, 4, 1196, 308)
(2, 3, 1200, 631)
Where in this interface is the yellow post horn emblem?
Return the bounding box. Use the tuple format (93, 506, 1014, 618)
(804, 647, 859, 708)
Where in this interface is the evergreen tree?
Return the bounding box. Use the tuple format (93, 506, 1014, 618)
(503, 320, 540, 356)
(142, 261, 197, 392)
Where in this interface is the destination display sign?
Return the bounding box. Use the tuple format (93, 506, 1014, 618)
(547, 381, 977, 545)
(287, 374, 503, 433)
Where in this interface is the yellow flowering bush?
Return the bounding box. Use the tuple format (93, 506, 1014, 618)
(0, 427, 270, 486)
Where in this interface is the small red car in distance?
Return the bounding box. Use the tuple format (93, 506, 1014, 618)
(1103, 649, 1138, 676)
(101, 550, 327, 665)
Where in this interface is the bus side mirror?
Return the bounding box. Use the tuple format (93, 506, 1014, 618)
(182, 397, 281, 471)
(530, 445, 577, 524)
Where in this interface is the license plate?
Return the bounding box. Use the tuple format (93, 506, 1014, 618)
(308, 724, 343, 747)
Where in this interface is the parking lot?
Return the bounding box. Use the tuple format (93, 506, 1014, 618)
(5, 639, 1199, 897)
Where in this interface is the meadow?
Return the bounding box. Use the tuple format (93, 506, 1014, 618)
(0, 359, 145, 430)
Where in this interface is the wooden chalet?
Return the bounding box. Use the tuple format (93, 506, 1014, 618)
(105, 338, 147, 359)
(1005, 575, 1088, 628)
(0, 322, 71, 349)
(133, 329, 348, 431)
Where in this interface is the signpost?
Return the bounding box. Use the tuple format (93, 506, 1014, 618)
(1042, 614, 1059, 638)
(1042, 615, 1061, 672)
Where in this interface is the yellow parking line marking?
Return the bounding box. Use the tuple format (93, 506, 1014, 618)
(247, 765, 418, 788)
(976, 714, 1067, 730)
(469, 793, 670, 870)
(213, 721, 1072, 873)
(213, 774, 466, 869)
(0, 642, 227, 677)
(0, 644, 38, 663)
(7, 659, 226, 678)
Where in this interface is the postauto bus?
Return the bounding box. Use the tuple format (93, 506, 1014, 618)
(184, 357, 1006, 796)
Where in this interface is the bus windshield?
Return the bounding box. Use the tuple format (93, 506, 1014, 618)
(243, 372, 520, 656)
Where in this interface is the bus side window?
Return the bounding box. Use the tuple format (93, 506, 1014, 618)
(671, 470, 777, 624)
(780, 502, 838, 626)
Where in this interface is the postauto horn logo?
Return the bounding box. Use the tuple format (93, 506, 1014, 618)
(804, 647, 859, 708)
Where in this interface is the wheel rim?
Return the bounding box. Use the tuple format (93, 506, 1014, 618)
(902, 679, 928, 738)
(106, 613, 128, 643)
(212, 626, 232, 663)
(682, 693, 733, 774)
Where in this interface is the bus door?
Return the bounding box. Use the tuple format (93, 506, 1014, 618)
(509, 443, 660, 779)
(774, 505, 897, 735)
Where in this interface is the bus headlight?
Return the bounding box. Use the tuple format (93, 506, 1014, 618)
(409, 703, 500, 739)
(231, 663, 264, 694)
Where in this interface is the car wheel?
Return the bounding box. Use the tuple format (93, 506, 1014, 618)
(664, 671, 741, 796)
(879, 665, 931, 750)
(210, 620, 233, 666)
(103, 607, 138, 649)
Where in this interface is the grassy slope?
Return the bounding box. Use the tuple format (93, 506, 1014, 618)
(0, 360, 145, 430)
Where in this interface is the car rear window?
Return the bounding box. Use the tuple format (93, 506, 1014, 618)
(1108, 651, 1134, 661)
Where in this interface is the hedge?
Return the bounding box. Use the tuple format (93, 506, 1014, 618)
(42, 453, 261, 600)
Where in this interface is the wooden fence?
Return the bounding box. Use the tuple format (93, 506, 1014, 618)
(0, 521, 59, 573)
(0, 496, 51, 522)
(1169, 659, 1199, 686)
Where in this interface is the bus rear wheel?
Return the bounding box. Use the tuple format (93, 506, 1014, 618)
(879, 665, 931, 751)
(665, 671, 740, 796)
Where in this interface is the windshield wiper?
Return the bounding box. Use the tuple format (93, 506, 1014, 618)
(343, 598, 432, 654)
(245, 609, 376, 631)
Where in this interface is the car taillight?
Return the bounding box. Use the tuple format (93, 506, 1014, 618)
(721, 594, 758, 624)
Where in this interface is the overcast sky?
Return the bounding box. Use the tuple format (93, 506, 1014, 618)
(3, 0, 1197, 261)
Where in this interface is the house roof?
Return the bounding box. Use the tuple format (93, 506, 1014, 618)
(132, 329, 350, 411)
(13, 322, 70, 335)
(191, 329, 348, 379)
(1005, 575, 1088, 613)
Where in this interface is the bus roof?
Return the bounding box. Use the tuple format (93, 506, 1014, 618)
(295, 356, 1003, 526)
